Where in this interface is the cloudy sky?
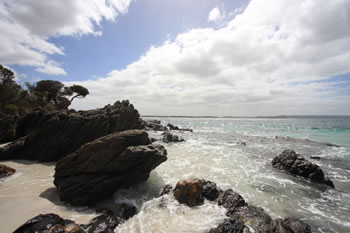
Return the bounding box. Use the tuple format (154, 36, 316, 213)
(1, 0, 350, 116)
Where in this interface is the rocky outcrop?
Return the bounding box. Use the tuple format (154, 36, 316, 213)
(0, 100, 142, 162)
(167, 178, 313, 233)
(0, 164, 16, 178)
(173, 178, 204, 207)
(162, 132, 185, 143)
(54, 130, 167, 206)
(13, 212, 126, 233)
(271, 150, 334, 188)
(167, 123, 193, 132)
(0, 113, 22, 143)
(13, 213, 84, 233)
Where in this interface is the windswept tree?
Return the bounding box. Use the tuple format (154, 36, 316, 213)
(69, 85, 89, 102)
(35, 80, 64, 105)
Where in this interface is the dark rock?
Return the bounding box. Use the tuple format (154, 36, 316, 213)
(81, 213, 124, 233)
(119, 203, 137, 220)
(145, 120, 168, 131)
(95, 203, 137, 220)
(208, 217, 246, 233)
(271, 150, 334, 188)
(13, 213, 84, 233)
(162, 132, 185, 143)
(238, 141, 246, 146)
(54, 130, 167, 206)
(0, 164, 16, 178)
(235, 205, 272, 230)
(0, 100, 141, 162)
(268, 217, 312, 233)
(201, 180, 220, 201)
(218, 189, 247, 215)
(167, 123, 180, 130)
(173, 178, 204, 207)
(0, 136, 26, 160)
(310, 156, 321, 160)
(160, 184, 173, 196)
(0, 113, 22, 143)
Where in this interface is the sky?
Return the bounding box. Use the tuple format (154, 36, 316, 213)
(1, 0, 350, 116)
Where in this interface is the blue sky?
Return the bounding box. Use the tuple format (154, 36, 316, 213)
(1, 0, 350, 116)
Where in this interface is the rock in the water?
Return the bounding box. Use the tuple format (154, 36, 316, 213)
(269, 217, 312, 233)
(310, 156, 321, 160)
(235, 205, 272, 230)
(202, 180, 221, 201)
(173, 178, 204, 207)
(167, 123, 193, 132)
(81, 213, 124, 233)
(162, 132, 185, 143)
(160, 184, 173, 196)
(145, 120, 168, 131)
(0, 164, 16, 178)
(208, 217, 246, 233)
(271, 150, 334, 188)
(54, 130, 167, 206)
(218, 189, 247, 215)
(13, 213, 84, 233)
(0, 100, 142, 162)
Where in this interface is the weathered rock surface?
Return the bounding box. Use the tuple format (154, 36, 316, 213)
(0, 164, 16, 178)
(0, 100, 142, 162)
(271, 149, 334, 188)
(0, 113, 22, 143)
(208, 218, 246, 233)
(173, 178, 204, 207)
(162, 132, 185, 143)
(54, 130, 167, 206)
(269, 217, 312, 233)
(13, 213, 84, 233)
(81, 213, 124, 233)
(218, 189, 247, 215)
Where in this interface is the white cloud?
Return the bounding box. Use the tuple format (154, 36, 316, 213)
(0, 0, 132, 75)
(208, 7, 222, 23)
(67, 0, 350, 115)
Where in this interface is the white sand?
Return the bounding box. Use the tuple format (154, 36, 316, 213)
(0, 161, 97, 232)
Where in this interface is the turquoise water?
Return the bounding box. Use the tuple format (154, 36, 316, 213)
(133, 116, 350, 233)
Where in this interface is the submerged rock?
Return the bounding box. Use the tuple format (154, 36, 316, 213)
(81, 213, 124, 233)
(144, 120, 168, 131)
(0, 164, 16, 178)
(160, 184, 173, 196)
(54, 130, 167, 206)
(173, 178, 204, 207)
(0, 100, 142, 162)
(13, 213, 84, 233)
(162, 132, 185, 143)
(167, 123, 193, 132)
(271, 150, 334, 188)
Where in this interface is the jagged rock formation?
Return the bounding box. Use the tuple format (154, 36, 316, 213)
(54, 130, 167, 206)
(271, 149, 334, 188)
(0, 100, 142, 162)
(0, 164, 16, 178)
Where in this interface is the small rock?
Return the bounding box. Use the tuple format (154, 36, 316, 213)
(173, 178, 204, 207)
(269, 217, 312, 233)
(310, 156, 321, 160)
(0, 164, 16, 178)
(162, 132, 185, 143)
(201, 180, 221, 201)
(167, 123, 180, 130)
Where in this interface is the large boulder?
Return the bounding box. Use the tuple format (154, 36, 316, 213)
(173, 178, 204, 207)
(0, 164, 16, 178)
(54, 130, 167, 206)
(0, 100, 142, 162)
(271, 150, 334, 188)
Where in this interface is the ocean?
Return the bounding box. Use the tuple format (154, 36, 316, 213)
(1, 116, 350, 232)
